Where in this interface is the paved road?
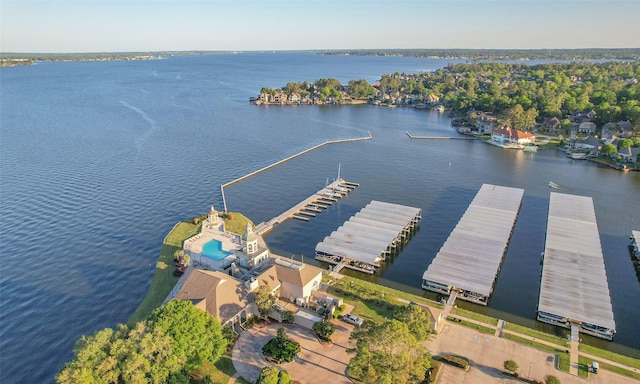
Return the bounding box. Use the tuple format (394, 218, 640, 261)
(232, 321, 355, 384)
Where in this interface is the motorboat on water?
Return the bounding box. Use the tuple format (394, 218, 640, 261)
(548, 182, 560, 189)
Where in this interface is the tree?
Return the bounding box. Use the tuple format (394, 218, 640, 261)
(256, 366, 279, 384)
(56, 322, 181, 384)
(148, 300, 224, 372)
(282, 310, 295, 323)
(348, 320, 431, 384)
(393, 304, 431, 341)
(504, 360, 519, 375)
(277, 369, 291, 384)
(620, 138, 633, 156)
(545, 375, 561, 384)
(601, 143, 617, 156)
(254, 285, 276, 319)
(312, 320, 335, 342)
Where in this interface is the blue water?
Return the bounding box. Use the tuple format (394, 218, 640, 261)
(1, 52, 639, 383)
(202, 239, 232, 261)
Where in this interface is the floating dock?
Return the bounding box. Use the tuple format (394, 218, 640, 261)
(315, 201, 422, 274)
(254, 178, 357, 235)
(537, 192, 616, 340)
(421, 184, 524, 305)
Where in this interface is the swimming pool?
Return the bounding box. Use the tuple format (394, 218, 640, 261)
(202, 239, 233, 261)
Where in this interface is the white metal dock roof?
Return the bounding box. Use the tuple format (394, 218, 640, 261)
(422, 184, 524, 297)
(538, 192, 615, 331)
(316, 200, 421, 265)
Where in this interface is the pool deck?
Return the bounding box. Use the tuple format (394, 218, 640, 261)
(183, 222, 240, 264)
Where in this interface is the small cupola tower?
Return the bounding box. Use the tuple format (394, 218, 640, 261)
(242, 222, 258, 255)
(208, 205, 220, 224)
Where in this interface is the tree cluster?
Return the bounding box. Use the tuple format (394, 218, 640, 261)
(348, 318, 431, 384)
(256, 366, 291, 384)
(56, 300, 225, 384)
(390, 61, 640, 131)
(261, 77, 375, 101)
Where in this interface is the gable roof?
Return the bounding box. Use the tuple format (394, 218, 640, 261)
(174, 269, 249, 324)
(256, 265, 281, 291)
(273, 259, 323, 288)
(494, 127, 535, 139)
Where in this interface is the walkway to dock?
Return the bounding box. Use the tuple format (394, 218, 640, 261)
(406, 131, 478, 140)
(254, 179, 358, 236)
(220, 133, 371, 212)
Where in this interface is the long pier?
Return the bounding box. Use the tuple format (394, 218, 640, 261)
(406, 131, 477, 140)
(220, 133, 371, 212)
(254, 179, 357, 236)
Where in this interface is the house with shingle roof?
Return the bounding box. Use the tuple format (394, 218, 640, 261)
(171, 257, 324, 328)
(272, 258, 323, 304)
(173, 269, 256, 326)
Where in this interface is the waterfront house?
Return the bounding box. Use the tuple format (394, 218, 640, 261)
(288, 93, 301, 104)
(491, 127, 536, 146)
(570, 136, 603, 152)
(425, 93, 440, 106)
(615, 145, 640, 163)
(542, 117, 562, 134)
(173, 269, 257, 327)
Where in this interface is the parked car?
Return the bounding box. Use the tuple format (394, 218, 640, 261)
(343, 314, 363, 326)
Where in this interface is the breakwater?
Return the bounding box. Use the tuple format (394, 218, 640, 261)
(220, 132, 372, 212)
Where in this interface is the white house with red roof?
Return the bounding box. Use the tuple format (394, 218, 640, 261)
(491, 127, 536, 147)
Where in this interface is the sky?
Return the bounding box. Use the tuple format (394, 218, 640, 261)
(1, 0, 639, 53)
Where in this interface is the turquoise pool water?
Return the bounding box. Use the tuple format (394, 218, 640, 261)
(202, 239, 233, 261)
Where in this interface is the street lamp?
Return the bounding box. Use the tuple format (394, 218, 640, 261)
(528, 362, 532, 379)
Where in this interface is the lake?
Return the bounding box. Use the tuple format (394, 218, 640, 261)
(1, 52, 638, 383)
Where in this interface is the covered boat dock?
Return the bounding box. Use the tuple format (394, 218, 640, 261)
(315, 200, 422, 274)
(421, 184, 524, 305)
(537, 192, 615, 340)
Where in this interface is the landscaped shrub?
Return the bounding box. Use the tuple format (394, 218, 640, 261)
(282, 310, 295, 323)
(504, 360, 519, 375)
(545, 375, 561, 384)
(442, 355, 470, 370)
(262, 327, 301, 364)
(277, 370, 291, 384)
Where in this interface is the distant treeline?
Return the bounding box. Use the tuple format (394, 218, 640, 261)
(0, 51, 237, 66)
(319, 49, 640, 61)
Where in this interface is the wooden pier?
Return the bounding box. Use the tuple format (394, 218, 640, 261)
(254, 179, 358, 236)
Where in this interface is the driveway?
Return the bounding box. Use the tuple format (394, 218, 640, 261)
(232, 321, 355, 384)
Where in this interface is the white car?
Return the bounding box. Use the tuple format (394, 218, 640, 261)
(343, 314, 363, 326)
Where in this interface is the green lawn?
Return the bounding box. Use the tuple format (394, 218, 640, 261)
(188, 353, 241, 383)
(128, 221, 200, 325)
(503, 322, 569, 347)
(578, 343, 640, 370)
(326, 276, 443, 325)
(450, 307, 499, 326)
(447, 317, 495, 334)
(222, 212, 253, 236)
